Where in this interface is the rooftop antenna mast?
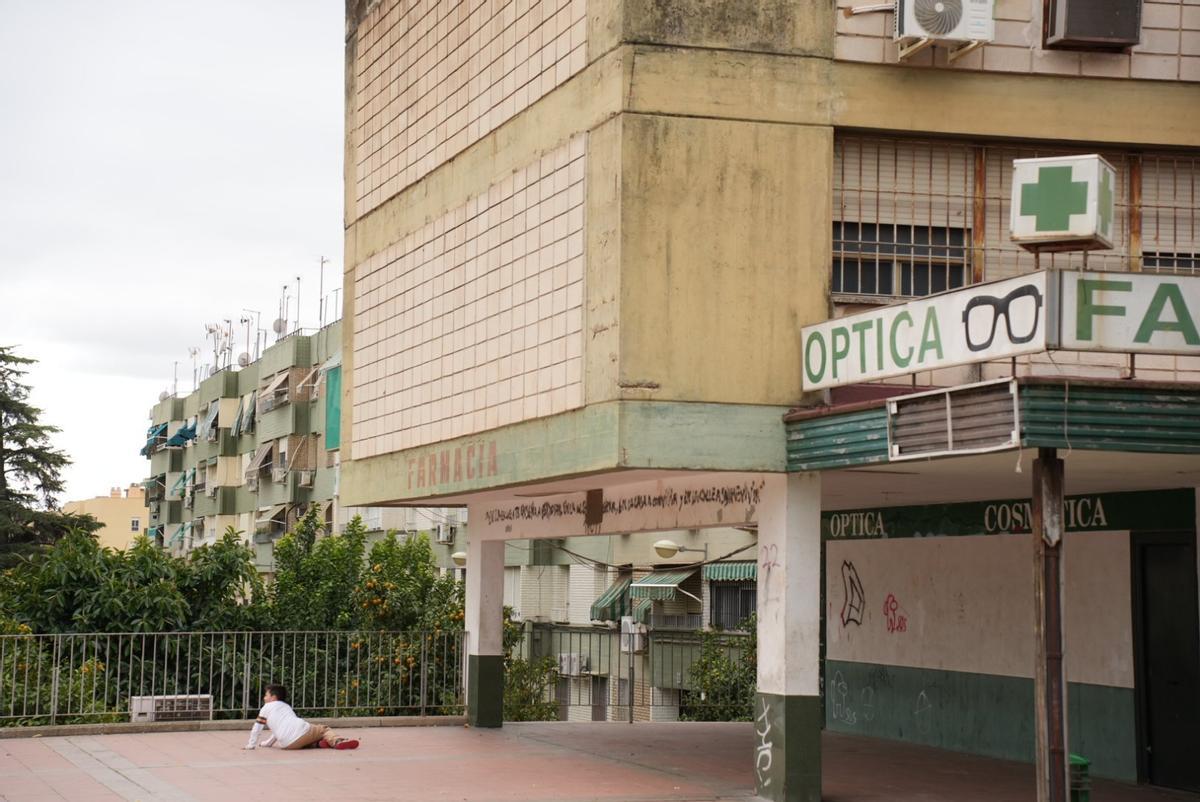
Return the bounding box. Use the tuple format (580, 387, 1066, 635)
(275, 284, 290, 343)
(187, 346, 201, 390)
(318, 256, 329, 328)
(295, 275, 302, 335)
(172, 361, 178, 397)
(222, 319, 234, 369)
(242, 308, 262, 359)
(204, 323, 223, 375)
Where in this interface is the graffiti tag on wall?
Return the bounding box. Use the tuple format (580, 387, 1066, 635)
(883, 593, 908, 633)
(840, 561, 865, 627)
(754, 698, 774, 788)
(482, 480, 766, 527)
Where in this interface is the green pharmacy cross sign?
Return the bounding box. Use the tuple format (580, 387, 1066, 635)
(1010, 154, 1116, 252)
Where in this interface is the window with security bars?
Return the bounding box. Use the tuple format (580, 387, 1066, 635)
(1141, 153, 1199, 275)
(834, 137, 1198, 297)
(834, 138, 974, 301)
(710, 581, 756, 631)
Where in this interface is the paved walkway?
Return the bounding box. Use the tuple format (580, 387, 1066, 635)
(1, 722, 1198, 802)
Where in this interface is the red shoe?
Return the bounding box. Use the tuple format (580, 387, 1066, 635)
(317, 739, 332, 749)
(333, 739, 359, 750)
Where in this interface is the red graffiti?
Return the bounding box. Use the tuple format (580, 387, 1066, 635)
(883, 593, 907, 633)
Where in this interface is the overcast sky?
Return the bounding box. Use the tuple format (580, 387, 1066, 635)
(0, 1, 345, 503)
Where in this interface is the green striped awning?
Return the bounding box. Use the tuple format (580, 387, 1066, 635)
(167, 522, 192, 546)
(630, 570, 697, 601)
(704, 561, 757, 582)
(632, 597, 652, 624)
(169, 471, 188, 498)
(590, 576, 632, 622)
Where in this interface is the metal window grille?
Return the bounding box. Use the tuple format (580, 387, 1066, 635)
(834, 138, 974, 301)
(709, 582, 757, 631)
(1141, 153, 1200, 274)
(834, 137, 1199, 298)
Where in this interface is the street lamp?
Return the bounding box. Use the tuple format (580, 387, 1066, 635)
(451, 551, 467, 567)
(652, 539, 708, 561)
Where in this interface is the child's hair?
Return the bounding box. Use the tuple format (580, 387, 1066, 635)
(265, 684, 289, 703)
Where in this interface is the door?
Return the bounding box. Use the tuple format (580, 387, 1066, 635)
(1132, 530, 1200, 791)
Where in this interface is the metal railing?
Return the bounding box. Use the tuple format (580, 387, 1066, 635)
(528, 624, 755, 723)
(0, 630, 465, 727)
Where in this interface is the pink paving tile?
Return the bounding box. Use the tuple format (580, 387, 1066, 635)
(2, 723, 1197, 802)
(1, 739, 75, 772)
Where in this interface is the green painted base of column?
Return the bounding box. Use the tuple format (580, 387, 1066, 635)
(467, 654, 504, 728)
(754, 692, 821, 802)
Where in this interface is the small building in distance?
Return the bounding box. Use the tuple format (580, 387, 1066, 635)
(63, 484, 146, 550)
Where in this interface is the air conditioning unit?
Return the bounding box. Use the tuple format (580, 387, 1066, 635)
(129, 694, 214, 723)
(551, 606, 570, 623)
(298, 470, 315, 488)
(205, 484, 217, 498)
(271, 467, 288, 484)
(620, 616, 647, 654)
(895, 0, 994, 42)
(435, 524, 456, 545)
(557, 653, 590, 676)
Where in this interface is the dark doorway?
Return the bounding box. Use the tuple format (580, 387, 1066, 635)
(1132, 530, 1200, 792)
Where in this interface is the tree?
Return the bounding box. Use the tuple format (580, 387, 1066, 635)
(271, 507, 366, 630)
(0, 346, 86, 568)
(355, 528, 453, 632)
(176, 527, 267, 630)
(680, 615, 757, 722)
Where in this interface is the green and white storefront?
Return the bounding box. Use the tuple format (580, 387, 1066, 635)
(791, 267, 1200, 796)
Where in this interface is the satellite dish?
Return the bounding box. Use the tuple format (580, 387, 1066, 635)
(208, 365, 218, 377)
(158, 391, 170, 402)
(272, 318, 287, 334)
(237, 352, 251, 367)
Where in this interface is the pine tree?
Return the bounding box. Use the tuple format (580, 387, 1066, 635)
(0, 346, 91, 567)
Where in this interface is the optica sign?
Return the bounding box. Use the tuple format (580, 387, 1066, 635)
(801, 273, 1048, 391)
(802, 270, 1200, 390)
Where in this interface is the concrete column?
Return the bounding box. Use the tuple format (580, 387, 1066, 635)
(465, 534, 505, 728)
(755, 472, 822, 802)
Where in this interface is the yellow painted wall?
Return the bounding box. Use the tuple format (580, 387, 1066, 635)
(63, 486, 148, 550)
(611, 114, 831, 406)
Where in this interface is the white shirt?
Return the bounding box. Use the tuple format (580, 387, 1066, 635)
(247, 700, 310, 748)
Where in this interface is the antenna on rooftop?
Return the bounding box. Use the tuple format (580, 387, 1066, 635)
(276, 284, 290, 342)
(187, 347, 201, 391)
(241, 308, 262, 359)
(318, 256, 329, 328)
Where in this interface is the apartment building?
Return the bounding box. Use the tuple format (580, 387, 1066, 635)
(337, 3, 1198, 799)
(139, 321, 467, 572)
(62, 484, 147, 551)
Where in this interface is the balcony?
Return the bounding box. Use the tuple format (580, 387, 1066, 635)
(192, 486, 239, 517)
(150, 448, 183, 475)
(257, 402, 310, 443)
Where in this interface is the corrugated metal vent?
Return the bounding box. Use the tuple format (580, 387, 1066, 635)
(888, 379, 1019, 460)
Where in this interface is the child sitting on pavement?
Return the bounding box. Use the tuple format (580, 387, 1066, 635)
(243, 684, 359, 751)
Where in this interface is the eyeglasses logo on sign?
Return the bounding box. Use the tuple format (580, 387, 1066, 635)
(962, 283, 1044, 352)
(800, 273, 1049, 391)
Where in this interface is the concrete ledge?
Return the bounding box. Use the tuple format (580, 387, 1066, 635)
(0, 715, 466, 740)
